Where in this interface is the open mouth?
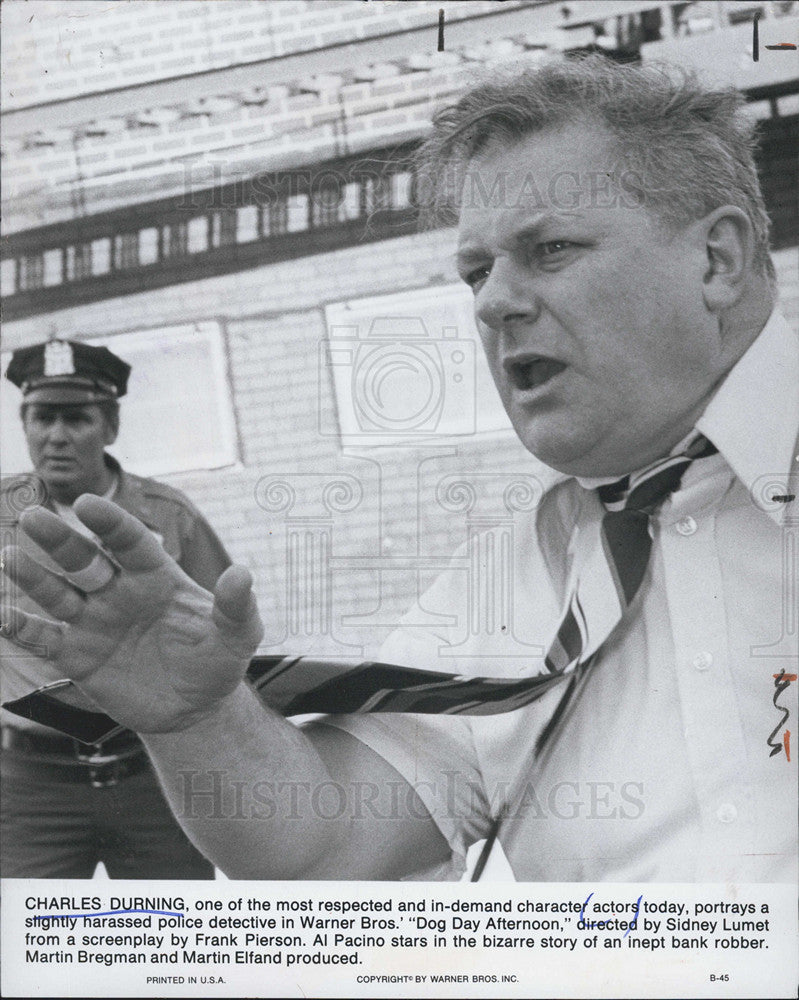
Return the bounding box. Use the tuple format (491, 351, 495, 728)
(505, 357, 567, 392)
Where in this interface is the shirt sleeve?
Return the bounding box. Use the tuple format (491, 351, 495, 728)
(317, 557, 497, 874)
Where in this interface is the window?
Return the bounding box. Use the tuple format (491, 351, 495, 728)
(162, 222, 188, 258)
(0, 258, 16, 297)
(237, 204, 259, 242)
(139, 228, 159, 265)
(391, 171, 413, 209)
(286, 193, 309, 232)
(114, 232, 139, 270)
(187, 217, 209, 254)
(211, 210, 238, 248)
(42, 249, 62, 287)
(263, 198, 288, 236)
(65, 243, 93, 281)
(18, 254, 44, 290)
(363, 174, 392, 215)
(311, 181, 342, 228)
(340, 181, 362, 221)
(91, 238, 111, 275)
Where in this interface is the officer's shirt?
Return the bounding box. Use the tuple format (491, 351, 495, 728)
(1, 456, 231, 732)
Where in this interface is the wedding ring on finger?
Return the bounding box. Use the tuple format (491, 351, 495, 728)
(64, 550, 119, 593)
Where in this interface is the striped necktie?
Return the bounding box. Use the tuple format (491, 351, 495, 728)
(3, 437, 717, 747)
(467, 431, 717, 879)
(541, 432, 719, 678)
(248, 434, 717, 719)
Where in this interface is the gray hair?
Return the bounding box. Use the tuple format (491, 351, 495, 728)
(416, 54, 775, 282)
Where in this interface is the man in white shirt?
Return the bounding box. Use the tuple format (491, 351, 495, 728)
(2, 56, 797, 882)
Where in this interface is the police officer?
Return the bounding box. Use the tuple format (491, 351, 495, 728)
(1, 338, 231, 878)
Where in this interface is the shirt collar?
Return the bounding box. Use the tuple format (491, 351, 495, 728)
(696, 308, 798, 524)
(52, 472, 117, 516)
(574, 428, 699, 493)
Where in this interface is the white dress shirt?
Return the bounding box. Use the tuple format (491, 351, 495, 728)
(322, 309, 799, 882)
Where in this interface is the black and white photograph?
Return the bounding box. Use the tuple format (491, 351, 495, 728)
(1, 1, 797, 997)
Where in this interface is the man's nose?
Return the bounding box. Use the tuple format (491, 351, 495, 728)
(474, 258, 539, 333)
(46, 417, 70, 443)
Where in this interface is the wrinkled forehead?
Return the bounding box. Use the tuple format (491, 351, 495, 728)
(457, 121, 628, 219)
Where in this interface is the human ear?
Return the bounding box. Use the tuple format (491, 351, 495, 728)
(699, 206, 753, 311)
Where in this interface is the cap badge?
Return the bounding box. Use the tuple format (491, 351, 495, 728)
(43, 341, 75, 377)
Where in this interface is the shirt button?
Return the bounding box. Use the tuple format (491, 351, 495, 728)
(676, 516, 697, 536)
(693, 652, 713, 671)
(716, 803, 738, 824)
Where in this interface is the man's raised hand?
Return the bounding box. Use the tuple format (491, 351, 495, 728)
(1, 495, 264, 733)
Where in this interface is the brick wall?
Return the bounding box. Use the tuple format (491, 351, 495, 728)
(2, 56, 476, 229)
(2, 0, 526, 111)
(3, 234, 797, 658)
(3, 45, 553, 232)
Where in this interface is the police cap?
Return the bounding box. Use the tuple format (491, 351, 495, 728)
(6, 339, 131, 405)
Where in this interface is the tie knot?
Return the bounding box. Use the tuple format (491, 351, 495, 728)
(625, 459, 692, 513)
(597, 435, 717, 513)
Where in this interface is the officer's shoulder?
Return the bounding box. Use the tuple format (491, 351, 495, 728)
(127, 471, 200, 515)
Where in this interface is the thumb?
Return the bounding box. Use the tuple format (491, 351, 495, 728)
(212, 565, 264, 654)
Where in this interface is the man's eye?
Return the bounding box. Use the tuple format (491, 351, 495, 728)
(539, 240, 574, 256)
(464, 265, 491, 288)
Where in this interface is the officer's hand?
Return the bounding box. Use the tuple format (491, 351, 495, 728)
(1, 495, 263, 733)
